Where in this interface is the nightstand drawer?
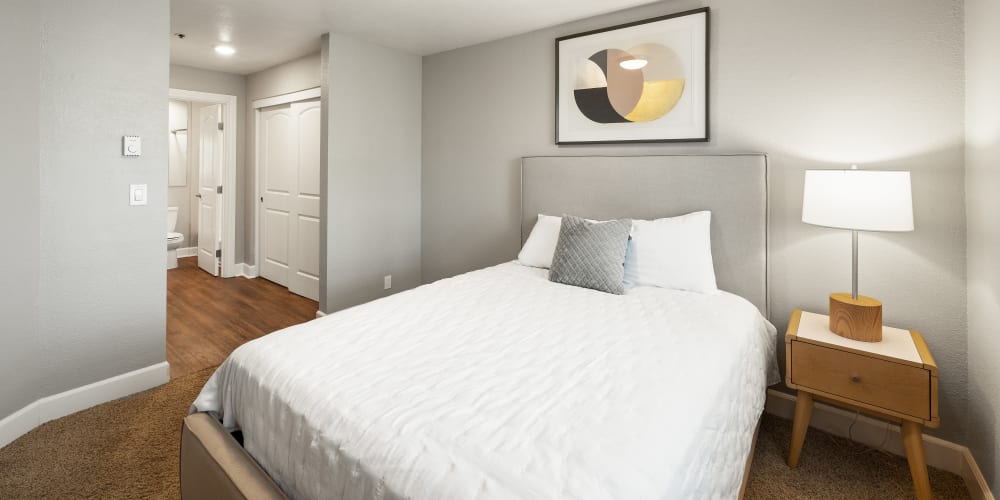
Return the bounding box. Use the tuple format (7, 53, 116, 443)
(790, 341, 930, 419)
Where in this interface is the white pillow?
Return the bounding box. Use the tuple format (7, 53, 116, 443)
(518, 214, 563, 268)
(624, 211, 718, 293)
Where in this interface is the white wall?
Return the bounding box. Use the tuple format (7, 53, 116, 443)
(965, 0, 1000, 493)
(321, 34, 422, 313)
(246, 52, 322, 266)
(169, 65, 248, 262)
(422, 0, 968, 442)
(0, 0, 41, 419)
(0, 0, 169, 428)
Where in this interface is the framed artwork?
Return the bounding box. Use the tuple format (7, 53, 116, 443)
(555, 8, 709, 144)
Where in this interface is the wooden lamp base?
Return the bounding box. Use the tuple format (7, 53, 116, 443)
(829, 293, 883, 342)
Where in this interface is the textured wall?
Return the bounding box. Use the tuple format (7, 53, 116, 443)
(0, 0, 41, 419)
(321, 34, 422, 313)
(34, 0, 169, 398)
(965, 0, 1000, 492)
(422, 0, 968, 442)
(246, 52, 322, 265)
(169, 65, 248, 263)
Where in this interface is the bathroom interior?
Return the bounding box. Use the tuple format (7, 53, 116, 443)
(167, 98, 197, 270)
(169, 95, 231, 271)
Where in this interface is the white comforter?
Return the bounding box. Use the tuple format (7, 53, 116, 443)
(193, 262, 779, 500)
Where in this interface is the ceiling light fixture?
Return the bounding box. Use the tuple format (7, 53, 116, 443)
(619, 58, 648, 70)
(214, 45, 236, 56)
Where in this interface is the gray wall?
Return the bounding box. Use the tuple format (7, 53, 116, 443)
(0, 0, 170, 418)
(0, 0, 41, 419)
(321, 33, 422, 313)
(246, 52, 322, 265)
(422, 0, 968, 443)
(169, 65, 249, 262)
(965, 0, 1000, 492)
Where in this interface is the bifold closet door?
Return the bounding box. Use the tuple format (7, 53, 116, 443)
(259, 99, 321, 301)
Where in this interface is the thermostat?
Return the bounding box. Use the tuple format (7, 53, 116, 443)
(123, 135, 141, 156)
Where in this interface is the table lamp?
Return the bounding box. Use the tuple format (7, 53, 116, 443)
(801, 167, 914, 342)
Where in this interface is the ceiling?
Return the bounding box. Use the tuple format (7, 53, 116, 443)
(170, 0, 659, 75)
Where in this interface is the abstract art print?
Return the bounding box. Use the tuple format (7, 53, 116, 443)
(555, 8, 709, 144)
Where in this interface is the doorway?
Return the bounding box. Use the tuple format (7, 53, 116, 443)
(168, 88, 238, 277)
(254, 88, 322, 301)
(167, 87, 319, 380)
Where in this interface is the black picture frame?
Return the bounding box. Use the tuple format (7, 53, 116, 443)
(555, 8, 710, 145)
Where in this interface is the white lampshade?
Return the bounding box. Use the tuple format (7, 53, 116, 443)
(802, 170, 914, 232)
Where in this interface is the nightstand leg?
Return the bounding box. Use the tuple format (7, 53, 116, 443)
(787, 391, 814, 468)
(901, 421, 932, 500)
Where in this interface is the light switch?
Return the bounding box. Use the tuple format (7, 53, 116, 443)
(130, 184, 147, 206)
(123, 136, 141, 156)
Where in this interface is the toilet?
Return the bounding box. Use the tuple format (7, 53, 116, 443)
(167, 207, 185, 269)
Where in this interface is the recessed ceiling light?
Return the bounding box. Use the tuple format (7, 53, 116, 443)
(214, 45, 236, 56)
(619, 58, 648, 70)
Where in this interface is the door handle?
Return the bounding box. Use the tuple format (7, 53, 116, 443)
(195, 194, 202, 198)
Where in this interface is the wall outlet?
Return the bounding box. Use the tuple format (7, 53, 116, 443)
(384, 275, 392, 290)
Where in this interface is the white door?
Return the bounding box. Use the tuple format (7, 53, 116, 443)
(197, 104, 223, 276)
(259, 99, 321, 300)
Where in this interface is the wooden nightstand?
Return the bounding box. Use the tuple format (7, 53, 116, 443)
(785, 309, 939, 500)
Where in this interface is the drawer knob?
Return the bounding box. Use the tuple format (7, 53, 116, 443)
(851, 376, 861, 383)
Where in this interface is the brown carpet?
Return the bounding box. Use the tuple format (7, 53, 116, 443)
(747, 414, 969, 499)
(0, 370, 971, 499)
(0, 367, 213, 499)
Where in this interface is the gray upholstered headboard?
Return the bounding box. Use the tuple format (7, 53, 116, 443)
(520, 154, 768, 315)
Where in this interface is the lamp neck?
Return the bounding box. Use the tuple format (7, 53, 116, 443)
(852, 230, 859, 300)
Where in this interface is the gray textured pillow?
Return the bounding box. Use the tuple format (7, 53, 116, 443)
(549, 215, 632, 294)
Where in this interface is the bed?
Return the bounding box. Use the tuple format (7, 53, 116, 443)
(183, 154, 777, 500)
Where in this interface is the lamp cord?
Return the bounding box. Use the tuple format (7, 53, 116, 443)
(845, 410, 892, 455)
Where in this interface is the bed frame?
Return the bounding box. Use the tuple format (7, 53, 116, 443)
(181, 154, 770, 499)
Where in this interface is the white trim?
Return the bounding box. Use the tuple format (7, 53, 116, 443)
(0, 362, 170, 449)
(253, 87, 321, 109)
(316, 310, 327, 318)
(0, 403, 39, 451)
(237, 263, 258, 279)
(169, 88, 239, 279)
(766, 389, 994, 500)
(254, 103, 262, 288)
(962, 448, 995, 500)
(177, 246, 198, 258)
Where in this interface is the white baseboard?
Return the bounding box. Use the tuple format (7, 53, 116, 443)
(766, 389, 994, 500)
(316, 310, 327, 318)
(237, 263, 258, 278)
(0, 361, 170, 449)
(176, 247, 197, 258)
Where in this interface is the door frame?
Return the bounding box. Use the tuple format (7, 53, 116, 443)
(252, 87, 322, 285)
(169, 88, 238, 278)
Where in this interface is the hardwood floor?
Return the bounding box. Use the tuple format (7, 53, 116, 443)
(167, 257, 318, 379)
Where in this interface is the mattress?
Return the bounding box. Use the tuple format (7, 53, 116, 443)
(192, 262, 779, 500)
